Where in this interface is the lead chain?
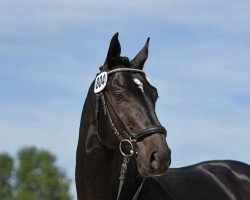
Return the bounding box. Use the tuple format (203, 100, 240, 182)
(116, 155, 130, 200)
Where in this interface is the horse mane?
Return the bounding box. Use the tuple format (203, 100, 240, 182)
(100, 56, 131, 71)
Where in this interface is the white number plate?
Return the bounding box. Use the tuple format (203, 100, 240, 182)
(94, 72, 108, 93)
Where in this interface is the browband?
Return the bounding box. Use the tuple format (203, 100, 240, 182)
(107, 68, 144, 75)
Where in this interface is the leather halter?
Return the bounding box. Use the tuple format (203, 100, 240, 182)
(95, 67, 167, 155)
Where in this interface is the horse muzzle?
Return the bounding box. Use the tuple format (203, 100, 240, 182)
(136, 133, 171, 177)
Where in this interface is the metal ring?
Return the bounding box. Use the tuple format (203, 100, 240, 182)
(119, 139, 134, 157)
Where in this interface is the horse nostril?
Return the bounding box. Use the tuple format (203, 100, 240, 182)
(150, 151, 159, 170)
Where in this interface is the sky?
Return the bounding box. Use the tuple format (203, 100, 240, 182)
(0, 0, 250, 199)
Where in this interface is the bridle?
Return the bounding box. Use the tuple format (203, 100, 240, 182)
(95, 67, 167, 152)
(94, 67, 167, 200)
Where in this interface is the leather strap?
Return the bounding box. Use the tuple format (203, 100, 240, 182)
(136, 125, 167, 141)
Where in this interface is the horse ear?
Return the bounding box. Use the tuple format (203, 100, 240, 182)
(131, 37, 150, 69)
(103, 32, 121, 71)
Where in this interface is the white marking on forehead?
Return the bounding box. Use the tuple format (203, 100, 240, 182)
(133, 78, 144, 93)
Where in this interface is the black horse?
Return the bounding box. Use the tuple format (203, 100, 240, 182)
(76, 33, 250, 200)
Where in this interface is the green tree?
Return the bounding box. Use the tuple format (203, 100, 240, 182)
(0, 153, 14, 200)
(15, 147, 72, 200)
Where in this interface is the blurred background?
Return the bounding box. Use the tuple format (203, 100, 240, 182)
(0, 0, 249, 199)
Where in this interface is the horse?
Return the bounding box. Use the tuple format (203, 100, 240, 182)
(75, 33, 250, 200)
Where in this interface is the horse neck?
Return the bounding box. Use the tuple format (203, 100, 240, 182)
(77, 84, 144, 200)
(76, 85, 123, 200)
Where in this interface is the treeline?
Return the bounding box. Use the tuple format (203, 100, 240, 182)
(0, 147, 72, 200)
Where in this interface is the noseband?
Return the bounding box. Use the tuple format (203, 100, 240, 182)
(94, 67, 167, 200)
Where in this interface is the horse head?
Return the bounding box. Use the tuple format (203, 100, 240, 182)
(95, 33, 171, 177)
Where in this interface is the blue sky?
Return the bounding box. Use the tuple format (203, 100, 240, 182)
(1, 0, 250, 198)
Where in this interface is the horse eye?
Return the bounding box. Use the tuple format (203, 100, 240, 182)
(113, 93, 125, 101)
